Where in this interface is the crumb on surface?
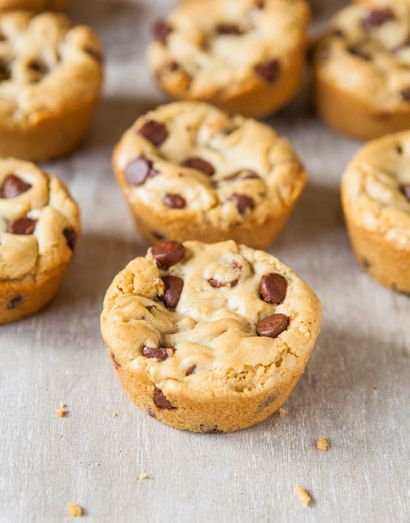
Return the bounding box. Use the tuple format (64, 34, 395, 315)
(138, 472, 149, 480)
(67, 502, 83, 517)
(294, 485, 312, 507)
(57, 406, 68, 417)
(278, 407, 287, 417)
(112, 411, 118, 418)
(317, 436, 330, 452)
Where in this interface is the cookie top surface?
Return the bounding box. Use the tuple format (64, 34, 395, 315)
(0, 0, 67, 10)
(342, 131, 410, 247)
(101, 240, 321, 398)
(314, 2, 410, 110)
(0, 158, 80, 280)
(114, 102, 306, 227)
(0, 11, 103, 124)
(147, 0, 309, 100)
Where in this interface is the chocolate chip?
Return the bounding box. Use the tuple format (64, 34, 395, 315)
(125, 157, 157, 186)
(63, 228, 77, 251)
(228, 193, 255, 215)
(152, 19, 173, 45)
(27, 59, 49, 82)
(160, 275, 184, 309)
(8, 216, 36, 235)
(110, 352, 121, 370)
(347, 47, 372, 61)
(254, 59, 281, 83)
(260, 273, 288, 305)
(256, 313, 290, 338)
(182, 157, 215, 176)
(186, 365, 196, 376)
(153, 387, 176, 409)
(215, 23, 242, 36)
(152, 240, 185, 269)
(400, 184, 410, 201)
(361, 8, 395, 30)
(138, 120, 169, 146)
(163, 193, 186, 209)
(400, 87, 410, 102)
(0, 175, 32, 198)
(362, 258, 371, 269)
(6, 294, 22, 310)
(83, 46, 103, 62)
(0, 60, 9, 81)
(142, 346, 174, 361)
(208, 278, 238, 288)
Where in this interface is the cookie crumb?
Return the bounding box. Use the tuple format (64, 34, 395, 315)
(138, 472, 149, 480)
(317, 436, 330, 452)
(67, 503, 83, 517)
(57, 403, 68, 417)
(372, 386, 378, 391)
(278, 407, 287, 417)
(294, 485, 312, 507)
(112, 411, 118, 418)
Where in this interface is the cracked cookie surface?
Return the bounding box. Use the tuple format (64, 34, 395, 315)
(100, 240, 321, 432)
(0, 158, 80, 323)
(113, 101, 307, 248)
(147, 0, 310, 117)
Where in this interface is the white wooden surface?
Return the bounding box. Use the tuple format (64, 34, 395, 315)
(1, 1, 409, 521)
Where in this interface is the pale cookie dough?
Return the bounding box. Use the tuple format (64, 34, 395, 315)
(0, 158, 80, 324)
(342, 131, 410, 293)
(0, 0, 67, 11)
(0, 11, 103, 161)
(147, 0, 310, 117)
(313, 2, 410, 140)
(100, 240, 321, 433)
(113, 102, 307, 248)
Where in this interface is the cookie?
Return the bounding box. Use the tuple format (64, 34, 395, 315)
(0, 11, 103, 161)
(147, 0, 310, 117)
(0, 0, 67, 11)
(313, 1, 410, 140)
(113, 101, 307, 248)
(342, 131, 410, 293)
(0, 158, 80, 324)
(100, 240, 321, 433)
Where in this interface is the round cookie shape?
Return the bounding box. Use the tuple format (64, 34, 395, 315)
(313, 1, 410, 140)
(0, 158, 80, 323)
(100, 240, 321, 433)
(113, 102, 307, 248)
(342, 131, 410, 293)
(0, 0, 67, 11)
(0, 11, 103, 161)
(147, 0, 310, 117)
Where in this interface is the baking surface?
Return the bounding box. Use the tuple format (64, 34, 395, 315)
(1, 0, 409, 522)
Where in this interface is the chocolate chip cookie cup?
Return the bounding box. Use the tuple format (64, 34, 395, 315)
(0, 0, 67, 11)
(147, 0, 310, 118)
(0, 12, 103, 161)
(314, 2, 410, 140)
(0, 159, 80, 324)
(113, 102, 307, 249)
(100, 240, 321, 433)
(342, 132, 410, 294)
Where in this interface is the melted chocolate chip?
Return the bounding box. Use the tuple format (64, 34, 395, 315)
(138, 120, 169, 146)
(361, 8, 395, 30)
(254, 59, 281, 83)
(152, 19, 173, 45)
(8, 216, 36, 235)
(396, 144, 404, 155)
(260, 273, 288, 305)
(0, 175, 32, 199)
(256, 313, 290, 338)
(228, 193, 255, 215)
(6, 294, 22, 310)
(400, 184, 410, 201)
(152, 240, 185, 269)
(125, 157, 157, 186)
(142, 346, 173, 361)
(153, 387, 176, 409)
(111, 352, 121, 370)
(163, 193, 186, 209)
(182, 157, 215, 176)
(63, 228, 77, 251)
(215, 23, 242, 36)
(160, 275, 184, 309)
(186, 365, 196, 376)
(400, 87, 410, 102)
(208, 278, 238, 288)
(0, 60, 9, 81)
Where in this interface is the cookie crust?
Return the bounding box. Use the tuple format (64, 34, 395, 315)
(113, 102, 307, 248)
(0, 0, 67, 11)
(100, 240, 321, 433)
